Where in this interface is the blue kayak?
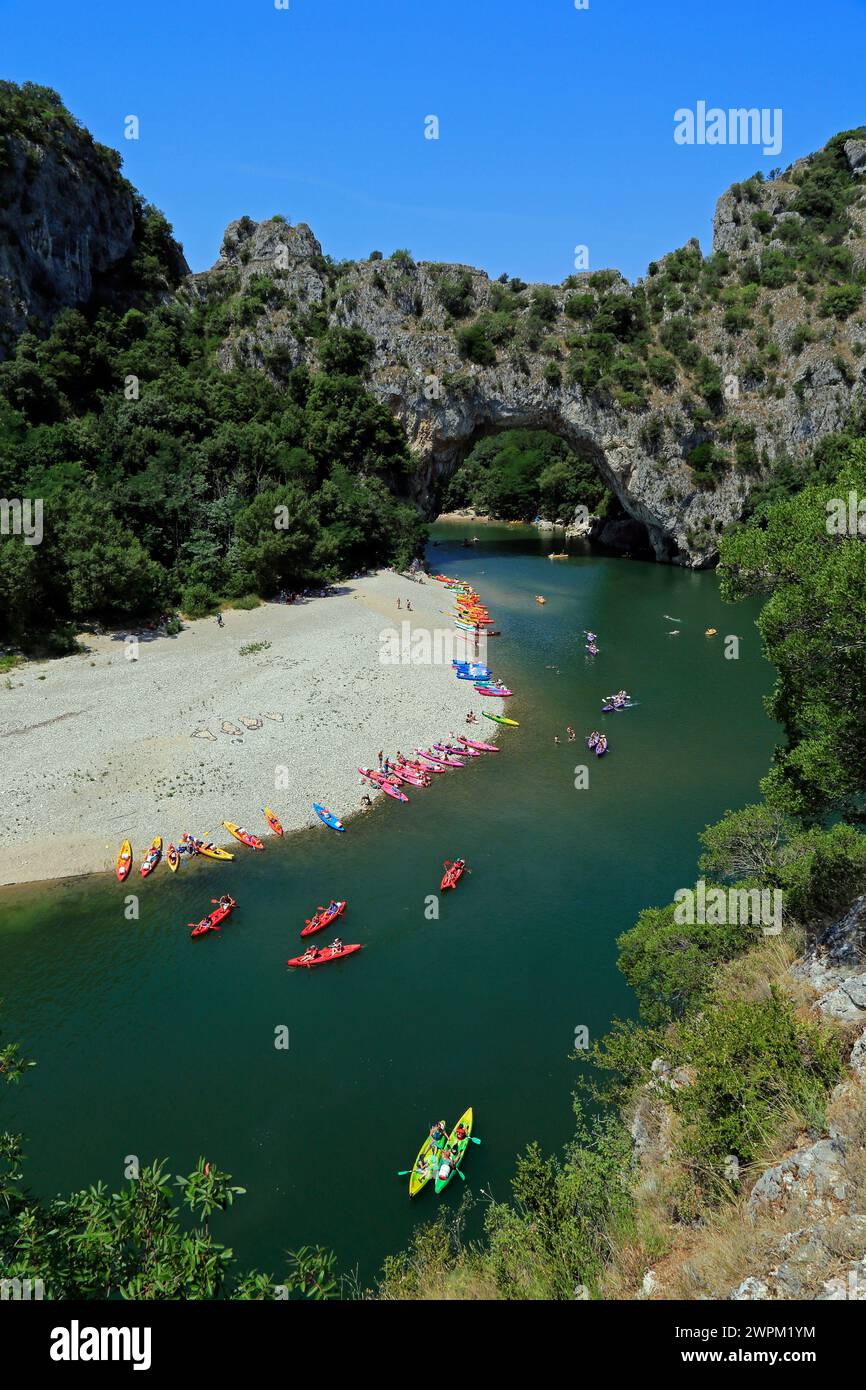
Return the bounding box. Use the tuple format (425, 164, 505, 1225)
(313, 803, 345, 832)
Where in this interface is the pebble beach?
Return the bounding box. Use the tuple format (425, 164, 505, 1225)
(0, 572, 501, 887)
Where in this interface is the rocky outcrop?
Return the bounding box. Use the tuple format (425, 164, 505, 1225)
(0, 83, 188, 350)
(189, 131, 866, 566)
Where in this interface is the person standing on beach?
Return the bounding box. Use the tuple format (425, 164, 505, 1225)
(397, 597, 401, 610)
(377, 750, 383, 768)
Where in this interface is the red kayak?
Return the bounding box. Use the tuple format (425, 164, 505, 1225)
(458, 736, 499, 753)
(441, 859, 466, 891)
(287, 943, 362, 968)
(189, 896, 236, 939)
(301, 900, 347, 938)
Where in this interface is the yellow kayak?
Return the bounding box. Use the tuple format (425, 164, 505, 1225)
(196, 842, 234, 861)
(409, 1123, 447, 1197)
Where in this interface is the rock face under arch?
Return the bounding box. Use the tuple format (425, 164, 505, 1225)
(190, 134, 866, 565)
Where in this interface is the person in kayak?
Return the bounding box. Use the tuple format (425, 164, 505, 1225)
(454, 1121, 468, 1144)
(330, 938, 344, 954)
(438, 1148, 454, 1180)
(429, 1120, 448, 1152)
(301, 946, 320, 962)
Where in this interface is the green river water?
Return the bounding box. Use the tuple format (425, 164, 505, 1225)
(1, 522, 777, 1289)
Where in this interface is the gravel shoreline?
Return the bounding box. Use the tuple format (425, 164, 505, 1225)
(0, 572, 501, 888)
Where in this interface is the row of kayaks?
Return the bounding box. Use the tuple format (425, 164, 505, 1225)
(358, 738, 499, 805)
(408, 1107, 475, 1195)
(116, 809, 285, 881)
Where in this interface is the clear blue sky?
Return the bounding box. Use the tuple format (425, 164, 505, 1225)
(3, 0, 866, 282)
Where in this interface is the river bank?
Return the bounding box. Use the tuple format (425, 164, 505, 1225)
(0, 571, 499, 887)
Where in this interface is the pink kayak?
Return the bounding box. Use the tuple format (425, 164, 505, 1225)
(475, 685, 513, 697)
(405, 757, 444, 775)
(435, 741, 480, 758)
(389, 764, 430, 787)
(358, 769, 409, 802)
(415, 748, 465, 768)
(458, 735, 499, 753)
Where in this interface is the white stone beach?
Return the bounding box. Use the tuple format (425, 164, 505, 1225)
(0, 572, 500, 886)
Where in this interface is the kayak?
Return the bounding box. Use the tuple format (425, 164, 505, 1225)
(482, 712, 520, 727)
(116, 840, 132, 883)
(388, 764, 429, 787)
(409, 1127, 447, 1197)
(441, 859, 466, 890)
(263, 806, 284, 836)
(190, 896, 236, 939)
(287, 943, 362, 968)
(195, 841, 235, 861)
(301, 899, 347, 937)
(359, 769, 409, 803)
(475, 685, 513, 697)
(416, 748, 464, 768)
(435, 742, 479, 758)
(166, 842, 180, 873)
(434, 1107, 474, 1192)
(140, 836, 162, 878)
(458, 736, 498, 753)
(222, 821, 264, 851)
(313, 803, 345, 832)
(407, 757, 444, 774)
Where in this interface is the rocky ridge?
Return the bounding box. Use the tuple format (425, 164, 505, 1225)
(188, 129, 866, 564)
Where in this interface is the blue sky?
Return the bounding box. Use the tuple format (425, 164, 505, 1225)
(3, 0, 866, 282)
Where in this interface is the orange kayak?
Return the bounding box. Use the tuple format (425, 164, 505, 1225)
(116, 840, 132, 882)
(262, 806, 284, 836)
(222, 821, 264, 851)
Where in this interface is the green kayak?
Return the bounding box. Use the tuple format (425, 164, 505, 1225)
(434, 1106, 474, 1192)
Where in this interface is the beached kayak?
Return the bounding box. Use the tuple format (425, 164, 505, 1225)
(435, 741, 479, 758)
(263, 806, 284, 836)
(222, 821, 265, 851)
(458, 736, 499, 753)
(482, 712, 520, 727)
(301, 899, 347, 937)
(359, 769, 409, 802)
(194, 841, 235, 861)
(190, 896, 236, 939)
(166, 843, 180, 872)
(313, 803, 346, 832)
(287, 942, 361, 968)
(434, 1107, 474, 1192)
(116, 840, 132, 883)
(388, 764, 429, 787)
(441, 859, 466, 890)
(416, 748, 465, 768)
(140, 836, 162, 878)
(475, 685, 513, 697)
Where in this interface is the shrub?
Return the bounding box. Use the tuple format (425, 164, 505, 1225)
(456, 322, 496, 366)
(181, 584, 217, 619)
(819, 283, 862, 320)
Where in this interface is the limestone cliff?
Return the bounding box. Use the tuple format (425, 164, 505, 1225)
(0, 81, 188, 351)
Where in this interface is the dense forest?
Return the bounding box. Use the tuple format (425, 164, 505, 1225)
(0, 84, 426, 650)
(442, 428, 613, 521)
